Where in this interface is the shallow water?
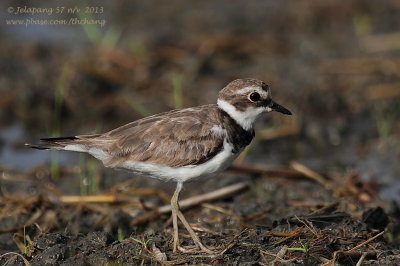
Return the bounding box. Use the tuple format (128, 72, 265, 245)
(0, 124, 79, 170)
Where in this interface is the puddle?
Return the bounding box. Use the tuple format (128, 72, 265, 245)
(0, 124, 79, 170)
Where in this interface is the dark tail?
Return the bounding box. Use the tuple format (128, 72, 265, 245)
(26, 135, 100, 150)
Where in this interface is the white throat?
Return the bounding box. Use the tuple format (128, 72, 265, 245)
(217, 99, 268, 131)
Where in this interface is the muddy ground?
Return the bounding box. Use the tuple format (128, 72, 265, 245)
(1, 166, 400, 265)
(1, 0, 400, 265)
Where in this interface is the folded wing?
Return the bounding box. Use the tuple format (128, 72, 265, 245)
(101, 105, 225, 168)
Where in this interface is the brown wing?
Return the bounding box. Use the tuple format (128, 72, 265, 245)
(100, 105, 224, 168)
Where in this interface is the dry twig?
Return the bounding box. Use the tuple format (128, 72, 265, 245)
(132, 182, 248, 225)
(348, 231, 384, 252)
(228, 163, 306, 180)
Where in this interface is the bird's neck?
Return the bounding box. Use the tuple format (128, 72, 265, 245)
(217, 99, 263, 131)
(217, 105, 255, 153)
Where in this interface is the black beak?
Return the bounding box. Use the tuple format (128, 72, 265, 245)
(270, 101, 292, 115)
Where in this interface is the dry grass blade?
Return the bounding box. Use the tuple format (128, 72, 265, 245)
(260, 246, 293, 264)
(294, 215, 319, 236)
(290, 161, 334, 190)
(201, 203, 235, 216)
(0, 252, 31, 266)
(356, 252, 368, 266)
(218, 229, 249, 256)
(323, 236, 380, 266)
(271, 228, 302, 246)
(322, 251, 337, 266)
(348, 231, 384, 252)
(365, 82, 400, 100)
(332, 251, 376, 265)
(59, 195, 117, 203)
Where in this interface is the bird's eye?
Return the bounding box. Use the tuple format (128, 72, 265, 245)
(247, 92, 261, 102)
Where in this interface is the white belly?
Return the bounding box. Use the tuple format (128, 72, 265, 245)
(118, 140, 239, 183)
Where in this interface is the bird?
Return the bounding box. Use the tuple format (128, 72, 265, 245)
(27, 78, 292, 254)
